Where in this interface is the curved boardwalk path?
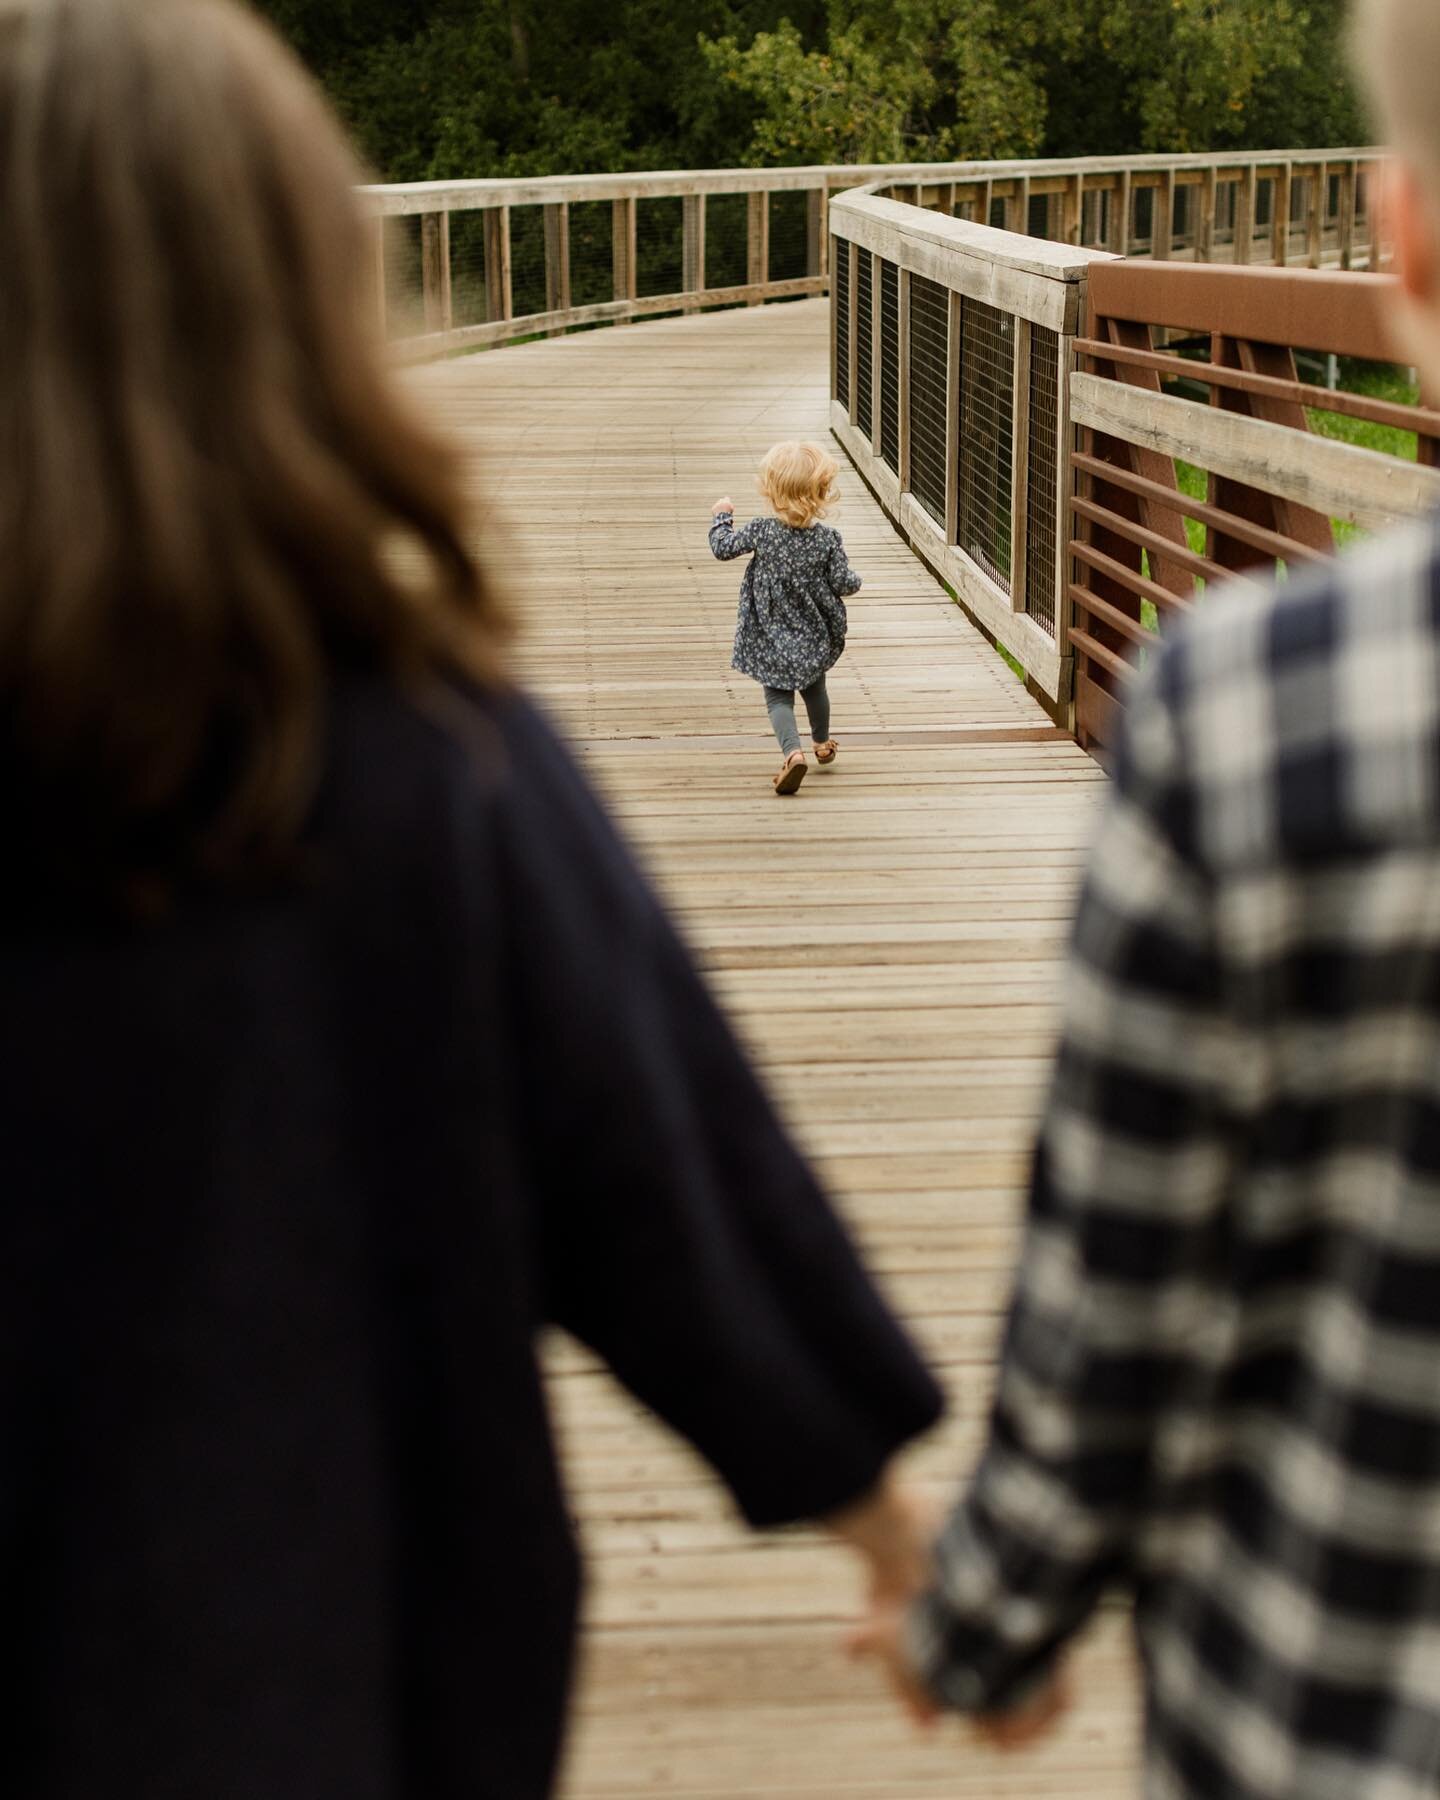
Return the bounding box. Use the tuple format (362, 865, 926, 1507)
(409, 299, 1134, 1796)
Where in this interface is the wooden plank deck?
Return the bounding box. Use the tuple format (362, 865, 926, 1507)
(407, 298, 1137, 1797)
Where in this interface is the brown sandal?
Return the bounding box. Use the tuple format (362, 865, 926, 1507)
(814, 739, 839, 765)
(773, 751, 807, 795)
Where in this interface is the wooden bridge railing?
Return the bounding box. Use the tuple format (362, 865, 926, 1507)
(828, 192, 1110, 702)
(363, 148, 1382, 360)
(826, 166, 1440, 752)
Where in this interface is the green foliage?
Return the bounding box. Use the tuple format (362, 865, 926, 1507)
(255, 0, 1374, 184)
(698, 23, 921, 164)
(1097, 0, 1310, 154)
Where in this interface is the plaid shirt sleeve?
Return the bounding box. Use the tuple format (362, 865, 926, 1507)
(908, 655, 1258, 1714)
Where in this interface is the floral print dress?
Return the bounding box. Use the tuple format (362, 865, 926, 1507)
(709, 512, 862, 691)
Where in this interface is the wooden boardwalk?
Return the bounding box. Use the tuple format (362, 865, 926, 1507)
(408, 300, 1135, 1796)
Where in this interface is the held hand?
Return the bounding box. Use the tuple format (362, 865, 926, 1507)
(848, 1595, 1073, 1750)
(711, 496, 735, 516)
(845, 1594, 943, 1730)
(970, 1669, 1073, 1751)
(828, 1475, 941, 1728)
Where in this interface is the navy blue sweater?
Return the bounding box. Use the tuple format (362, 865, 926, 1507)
(0, 682, 943, 1799)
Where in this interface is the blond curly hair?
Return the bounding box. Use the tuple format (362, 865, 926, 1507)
(758, 441, 840, 528)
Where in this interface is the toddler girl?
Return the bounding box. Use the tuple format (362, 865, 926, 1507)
(710, 442, 862, 795)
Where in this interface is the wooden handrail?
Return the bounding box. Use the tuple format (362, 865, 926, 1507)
(361, 149, 1382, 216)
(367, 145, 1384, 358)
(1085, 261, 1400, 358)
(1073, 335, 1440, 438)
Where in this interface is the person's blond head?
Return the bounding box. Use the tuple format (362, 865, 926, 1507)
(758, 442, 840, 528)
(1350, 0, 1440, 391)
(0, 0, 503, 912)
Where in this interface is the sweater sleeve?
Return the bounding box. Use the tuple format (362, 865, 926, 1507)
(709, 513, 763, 560)
(827, 532, 862, 597)
(493, 696, 943, 1527)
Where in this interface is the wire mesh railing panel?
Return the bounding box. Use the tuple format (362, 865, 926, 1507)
(636, 198, 683, 300)
(768, 190, 808, 282)
(957, 298, 1014, 592)
(879, 260, 900, 472)
(382, 215, 425, 338)
(567, 202, 613, 311)
(908, 272, 948, 526)
(449, 212, 490, 328)
(1134, 185, 1156, 248)
(509, 206, 547, 322)
(1025, 326, 1060, 636)
(833, 239, 850, 409)
(707, 194, 749, 292)
(855, 249, 874, 441)
(1173, 182, 1193, 247)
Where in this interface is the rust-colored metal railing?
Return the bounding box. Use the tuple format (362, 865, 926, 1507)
(1069, 261, 1440, 753)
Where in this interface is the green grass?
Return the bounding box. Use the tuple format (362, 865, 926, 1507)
(1303, 359, 1419, 548)
(954, 361, 1421, 680)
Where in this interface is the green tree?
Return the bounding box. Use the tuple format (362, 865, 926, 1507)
(256, 0, 1375, 183)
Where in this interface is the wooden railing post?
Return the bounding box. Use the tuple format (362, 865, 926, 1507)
(1010, 318, 1033, 612)
(1056, 327, 1077, 682)
(484, 206, 513, 324)
(1308, 162, 1326, 268)
(612, 196, 637, 322)
(1340, 160, 1358, 271)
(1201, 167, 1218, 263)
(682, 193, 706, 312)
(1018, 173, 1032, 237)
(1366, 159, 1385, 271)
(1274, 162, 1293, 266)
(845, 241, 859, 425)
(806, 188, 828, 277)
(422, 212, 452, 333)
(1160, 170, 1176, 261)
(747, 192, 769, 304)
(1236, 166, 1256, 265)
(1116, 172, 1132, 257)
(870, 251, 883, 445)
(1063, 173, 1083, 247)
(898, 268, 911, 490)
(543, 202, 570, 335)
(371, 216, 387, 337)
(944, 290, 962, 541)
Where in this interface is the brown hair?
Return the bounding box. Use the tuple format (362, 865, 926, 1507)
(758, 441, 840, 528)
(0, 0, 503, 911)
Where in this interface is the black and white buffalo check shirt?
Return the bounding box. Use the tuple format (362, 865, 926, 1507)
(912, 516, 1440, 1798)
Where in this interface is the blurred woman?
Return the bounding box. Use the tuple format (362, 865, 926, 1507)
(0, 2, 942, 1795)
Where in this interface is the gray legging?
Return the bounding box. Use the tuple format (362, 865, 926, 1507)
(764, 676, 830, 757)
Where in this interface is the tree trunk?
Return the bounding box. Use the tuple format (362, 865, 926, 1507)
(509, 2, 530, 80)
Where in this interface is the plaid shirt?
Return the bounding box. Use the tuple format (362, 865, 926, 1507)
(911, 515, 1440, 1798)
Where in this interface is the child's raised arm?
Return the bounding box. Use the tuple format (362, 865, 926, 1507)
(709, 505, 762, 561)
(828, 532, 863, 597)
